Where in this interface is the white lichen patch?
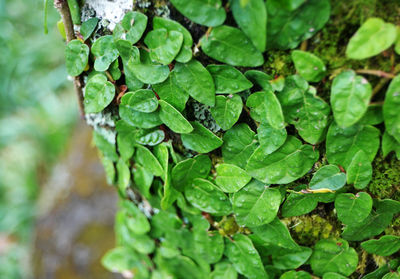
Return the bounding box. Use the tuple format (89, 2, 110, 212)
(81, 0, 133, 30)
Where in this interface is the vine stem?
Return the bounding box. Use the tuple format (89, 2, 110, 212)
(54, 0, 85, 118)
(355, 69, 396, 79)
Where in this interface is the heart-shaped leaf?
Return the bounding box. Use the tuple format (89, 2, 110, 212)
(215, 163, 251, 193)
(346, 150, 372, 189)
(309, 165, 346, 191)
(361, 235, 400, 256)
(257, 122, 287, 154)
(206, 65, 253, 94)
(114, 11, 148, 44)
(144, 28, 183, 65)
(159, 100, 193, 133)
(291, 50, 326, 82)
(181, 122, 223, 153)
(80, 17, 99, 40)
(210, 95, 243, 130)
(91, 35, 119, 71)
(84, 74, 115, 113)
(335, 192, 372, 225)
(121, 90, 158, 113)
(65, 39, 89, 76)
(272, 246, 312, 270)
(383, 74, 400, 142)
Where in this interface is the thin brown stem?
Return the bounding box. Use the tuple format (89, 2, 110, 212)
(356, 69, 395, 79)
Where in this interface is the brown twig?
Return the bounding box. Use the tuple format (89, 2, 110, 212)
(355, 69, 396, 79)
(54, 0, 85, 117)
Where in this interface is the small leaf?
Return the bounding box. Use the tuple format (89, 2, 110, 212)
(322, 273, 348, 279)
(132, 164, 153, 198)
(232, 180, 281, 227)
(144, 28, 183, 65)
(185, 178, 231, 215)
(122, 201, 151, 235)
(346, 150, 372, 189)
(383, 74, 400, 142)
(201, 25, 264, 67)
(210, 262, 238, 279)
(93, 130, 118, 162)
(91, 35, 119, 71)
(335, 192, 372, 225)
(119, 94, 161, 129)
(272, 246, 312, 270)
(80, 17, 99, 40)
(65, 39, 89, 76)
(291, 50, 326, 82)
(174, 59, 216, 106)
(122, 90, 158, 113)
(152, 72, 188, 112)
(181, 122, 223, 153)
(210, 95, 243, 130)
(346, 18, 397, 59)
(206, 65, 253, 94)
(215, 163, 251, 193)
(135, 128, 165, 146)
(280, 270, 312, 279)
(101, 247, 148, 275)
(359, 104, 383, 125)
(114, 11, 148, 44)
(159, 100, 193, 133)
(281, 190, 318, 217)
(382, 131, 400, 159)
(116, 159, 130, 192)
(330, 70, 372, 127)
(244, 70, 273, 91)
(361, 235, 400, 256)
(134, 145, 164, 177)
(257, 122, 287, 154)
(309, 165, 346, 191)
(84, 74, 115, 113)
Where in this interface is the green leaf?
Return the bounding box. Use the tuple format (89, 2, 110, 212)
(225, 234, 267, 279)
(114, 11, 148, 44)
(174, 59, 216, 106)
(185, 178, 231, 215)
(116, 159, 130, 191)
(272, 246, 312, 270)
(221, 124, 258, 169)
(291, 50, 326, 82)
(153, 17, 193, 63)
(330, 70, 372, 127)
(65, 39, 89, 76)
(309, 165, 346, 191)
(101, 247, 148, 276)
(128, 49, 170, 84)
(129, 233, 155, 254)
(83, 74, 115, 113)
(310, 239, 358, 277)
(215, 163, 251, 193)
(119, 94, 161, 129)
(135, 128, 165, 146)
(201, 25, 264, 67)
(121, 90, 158, 113)
(326, 122, 380, 169)
(169, 0, 226, 27)
(266, 0, 330, 49)
(281, 191, 318, 217)
(80, 17, 98, 40)
(322, 273, 348, 279)
(383, 74, 400, 142)
(246, 136, 319, 184)
(382, 131, 400, 159)
(210, 95, 242, 130)
(91, 35, 119, 71)
(346, 18, 397, 59)
(134, 145, 164, 177)
(257, 122, 287, 154)
(232, 180, 281, 227)
(210, 262, 238, 279)
(171, 154, 211, 191)
(181, 122, 223, 153)
(132, 164, 153, 198)
(346, 150, 372, 189)
(335, 192, 372, 225)
(247, 91, 285, 129)
(280, 270, 312, 279)
(206, 65, 253, 94)
(382, 271, 400, 279)
(359, 104, 383, 125)
(144, 28, 183, 65)
(122, 201, 151, 235)
(244, 70, 274, 91)
(361, 235, 400, 256)
(194, 229, 224, 264)
(159, 100, 193, 133)
(231, 0, 267, 52)
(93, 130, 118, 162)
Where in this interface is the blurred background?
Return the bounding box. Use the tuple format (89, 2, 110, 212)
(0, 0, 119, 278)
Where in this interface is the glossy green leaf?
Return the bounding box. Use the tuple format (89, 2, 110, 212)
(272, 246, 312, 270)
(382, 131, 400, 159)
(246, 136, 319, 184)
(232, 180, 281, 227)
(331, 70, 372, 127)
(80, 17, 98, 40)
(384, 74, 400, 142)
(169, 0, 226, 27)
(310, 239, 358, 276)
(194, 229, 224, 264)
(134, 145, 164, 177)
(360, 104, 383, 125)
(382, 272, 400, 279)
(281, 191, 318, 217)
(115, 120, 136, 161)
(116, 159, 130, 192)
(135, 128, 165, 146)
(245, 70, 274, 91)
(181, 122, 223, 153)
(144, 28, 183, 65)
(322, 272, 348, 279)
(266, 0, 330, 49)
(171, 155, 211, 191)
(122, 201, 151, 235)
(174, 59, 216, 106)
(221, 124, 258, 169)
(280, 270, 312, 279)
(225, 234, 267, 279)
(153, 17, 193, 63)
(346, 150, 372, 189)
(215, 163, 251, 193)
(210, 95, 242, 130)
(122, 90, 158, 113)
(101, 247, 148, 276)
(91, 35, 119, 71)
(132, 164, 153, 198)
(206, 65, 253, 94)
(247, 91, 285, 129)
(119, 94, 161, 129)
(65, 39, 89, 76)
(361, 235, 400, 256)
(257, 122, 287, 154)
(128, 49, 170, 84)
(93, 130, 118, 162)
(326, 122, 380, 169)
(159, 100, 193, 133)
(346, 18, 397, 59)
(210, 261, 238, 279)
(309, 165, 346, 191)
(130, 233, 155, 255)
(201, 25, 264, 67)
(185, 178, 231, 215)
(84, 74, 115, 113)
(291, 50, 326, 82)
(335, 192, 372, 225)
(115, 11, 148, 44)
(231, 0, 267, 52)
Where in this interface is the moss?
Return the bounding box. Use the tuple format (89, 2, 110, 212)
(368, 155, 400, 201)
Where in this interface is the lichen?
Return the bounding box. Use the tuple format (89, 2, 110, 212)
(190, 101, 221, 133)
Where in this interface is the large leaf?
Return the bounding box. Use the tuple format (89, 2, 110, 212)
(309, 165, 347, 191)
(266, 0, 330, 49)
(326, 122, 380, 169)
(174, 59, 216, 106)
(206, 65, 253, 94)
(84, 74, 115, 113)
(346, 150, 372, 189)
(291, 50, 326, 82)
(310, 239, 358, 277)
(225, 234, 267, 279)
(383, 74, 400, 142)
(210, 95, 243, 130)
(330, 70, 372, 127)
(257, 122, 287, 154)
(159, 100, 193, 133)
(91, 35, 119, 71)
(80, 18, 99, 40)
(181, 122, 223, 153)
(281, 191, 318, 217)
(144, 28, 183, 65)
(134, 145, 164, 177)
(169, 0, 226, 27)
(215, 163, 251, 193)
(65, 39, 89, 76)
(334, 192, 372, 225)
(201, 25, 264, 67)
(232, 180, 281, 227)
(231, 0, 267, 52)
(272, 246, 312, 270)
(185, 178, 231, 215)
(361, 235, 400, 256)
(193, 228, 224, 264)
(346, 18, 397, 59)
(114, 11, 148, 44)
(246, 136, 319, 184)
